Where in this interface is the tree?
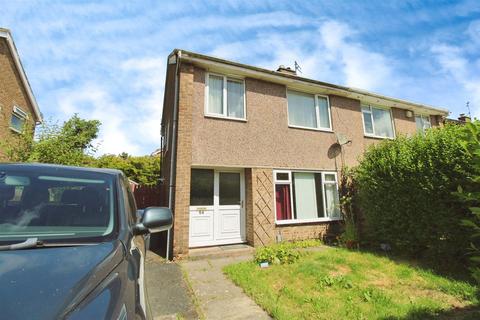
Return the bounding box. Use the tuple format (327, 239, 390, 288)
(2, 114, 100, 165)
(29, 114, 100, 166)
(0, 124, 34, 162)
(2, 114, 160, 186)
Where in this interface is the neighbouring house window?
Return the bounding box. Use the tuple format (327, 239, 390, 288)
(206, 73, 245, 119)
(161, 122, 169, 153)
(287, 90, 331, 130)
(362, 105, 394, 138)
(274, 170, 340, 223)
(190, 169, 214, 206)
(415, 114, 431, 134)
(10, 106, 28, 133)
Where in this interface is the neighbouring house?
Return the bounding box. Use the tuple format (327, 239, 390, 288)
(160, 49, 449, 257)
(0, 28, 42, 159)
(445, 113, 472, 125)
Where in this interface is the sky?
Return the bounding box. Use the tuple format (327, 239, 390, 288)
(1, 0, 480, 155)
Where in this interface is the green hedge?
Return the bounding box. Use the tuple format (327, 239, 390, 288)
(355, 124, 474, 261)
(456, 122, 480, 281)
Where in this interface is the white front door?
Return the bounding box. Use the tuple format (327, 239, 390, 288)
(189, 168, 245, 247)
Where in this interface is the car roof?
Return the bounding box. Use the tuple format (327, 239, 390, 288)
(0, 163, 123, 176)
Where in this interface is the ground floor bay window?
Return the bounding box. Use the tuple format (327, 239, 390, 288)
(274, 170, 341, 224)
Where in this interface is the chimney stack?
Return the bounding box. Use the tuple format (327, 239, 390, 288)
(276, 65, 296, 76)
(458, 113, 471, 123)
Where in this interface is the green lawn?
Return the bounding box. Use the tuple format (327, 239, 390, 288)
(224, 248, 480, 320)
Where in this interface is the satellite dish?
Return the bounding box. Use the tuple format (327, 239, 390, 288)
(335, 132, 351, 145)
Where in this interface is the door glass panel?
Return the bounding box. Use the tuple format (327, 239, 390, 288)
(190, 169, 214, 206)
(219, 172, 240, 205)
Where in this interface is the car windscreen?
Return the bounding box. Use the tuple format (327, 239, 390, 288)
(0, 169, 116, 244)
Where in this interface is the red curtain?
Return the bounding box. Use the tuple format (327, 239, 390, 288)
(275, 184, 292, 220)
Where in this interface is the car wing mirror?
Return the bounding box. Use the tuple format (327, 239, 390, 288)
(133, 207, 172, 235)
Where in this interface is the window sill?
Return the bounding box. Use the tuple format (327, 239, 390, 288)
(9, 127, 22, 134)
(288, 125, 333, 133)
(204, 114, 247, 122)
(276, 217, 342, 226)
(364, 134, 395, 140)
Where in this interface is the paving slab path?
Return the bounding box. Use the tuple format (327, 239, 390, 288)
(181, 252, 271, 320)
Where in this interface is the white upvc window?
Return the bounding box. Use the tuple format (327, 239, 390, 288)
(361, 105, 395, 139)
(287, 90, 332, 131)
(10, 105, 28, 133)
(415, 114, 431, 134)
(205, 73, 246, 120)
(274, 170, 341, 225)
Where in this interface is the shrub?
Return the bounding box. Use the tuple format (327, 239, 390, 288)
(254, 243, 301, 265)
(254, 240, 322, 265)
(355, 124, 474, 262)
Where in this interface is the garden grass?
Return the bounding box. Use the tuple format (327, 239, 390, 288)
(223, 248, 479, 320)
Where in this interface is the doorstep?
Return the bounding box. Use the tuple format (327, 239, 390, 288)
(188, 244, 255, 261)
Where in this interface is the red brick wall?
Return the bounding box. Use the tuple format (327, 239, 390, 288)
(172, 63, 194, 256)
(0, 38, 36, 160)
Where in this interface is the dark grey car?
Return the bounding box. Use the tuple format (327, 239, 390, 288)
(0, 163, 172, 320)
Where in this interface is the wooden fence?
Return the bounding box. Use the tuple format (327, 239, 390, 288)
(133, 185, 162, 209)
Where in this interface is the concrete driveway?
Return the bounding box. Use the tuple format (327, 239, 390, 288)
(146, 246, 271, 320)
(145, 252, 198, 319)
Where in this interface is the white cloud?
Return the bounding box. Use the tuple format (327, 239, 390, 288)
(467, 19, 480, 45)
(319, 20, 393, 90)
(3, 0, 479, 155)
(55, 84, 142, 155)
(50, 56, 167, 156)
(431, 28, 480, 118)
(211, 20, 394, 92)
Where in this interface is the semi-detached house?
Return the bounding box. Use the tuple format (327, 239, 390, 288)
(160, 49, 449, 257)
(0, 28, 42, 160)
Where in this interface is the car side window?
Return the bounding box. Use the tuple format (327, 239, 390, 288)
(122, 176, 138, 224)
(127, 186, 138, 222)
(120, 178, 134, 225)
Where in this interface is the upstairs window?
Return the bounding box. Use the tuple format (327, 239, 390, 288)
(415, 114, 431, 134)
(10, 106, 28, 133)
(205, 73, 245, 120)
(287, 90, 331, 130)
(362, 105, 395, 138)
